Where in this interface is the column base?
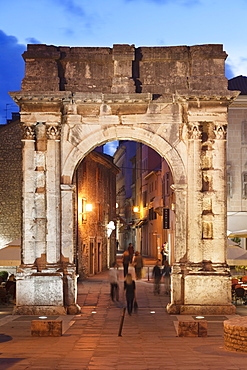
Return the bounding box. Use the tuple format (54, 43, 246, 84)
(13, 305, 67, 315)
(167, 303, 236, 315)
(66, 303, 81, 315)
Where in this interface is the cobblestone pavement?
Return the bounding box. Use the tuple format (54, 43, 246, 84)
(1, 263, 247, 369)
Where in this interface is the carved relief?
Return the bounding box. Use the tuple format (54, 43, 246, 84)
(214, 125, 226, 140)
(202, 172, 212, 192)
(202, 221, 213, 239)
(46, 124, 61, 140)
(188, 123, 202, 140)
(22, 124, 35, 140)
(201, 153, 212, 170)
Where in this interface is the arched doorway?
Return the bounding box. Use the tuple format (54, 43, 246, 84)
(10, 43, 238, 315)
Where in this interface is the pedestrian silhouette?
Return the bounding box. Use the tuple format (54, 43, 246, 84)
(152, 259, 162, 295)
(108, 262, 119, 301)
(124, 273, 136, 315)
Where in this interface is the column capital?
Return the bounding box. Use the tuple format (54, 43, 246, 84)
(46, 124, 61, 140)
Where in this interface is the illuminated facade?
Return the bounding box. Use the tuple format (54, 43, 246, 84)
(10, 43, 238, 315)
(76, 151, 119, 278)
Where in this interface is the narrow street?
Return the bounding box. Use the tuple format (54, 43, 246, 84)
(1, 260, 247, 369)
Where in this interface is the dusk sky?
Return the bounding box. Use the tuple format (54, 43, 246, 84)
(0, 0, 247, 153)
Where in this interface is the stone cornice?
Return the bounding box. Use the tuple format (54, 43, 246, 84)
(228, 94, 247, 108)
(175, 90, 240, 104)
(10, 90, 240, 107)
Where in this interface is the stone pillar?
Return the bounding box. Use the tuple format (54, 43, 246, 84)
(46, 123, 61, 263)
(168, 185, 187, 311)
(60, 184, 80, 314)
(174, 112, 234, 315)
(61, 184, 75, 263)
(15, 120, 67, 315)
(21, 124, 36, 264)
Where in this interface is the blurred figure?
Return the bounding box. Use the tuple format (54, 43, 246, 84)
(133, 251, 144, 280)
(122, 250, 130, 277)
(160, 242, 168, 265)
(108, 262, 119, 302)
(124, 273, 136, 315)
(128, 242, 134, 263)
(5, 274, 16, 302)
(152, 259, 162, 295)
(162, 260, 171, 295)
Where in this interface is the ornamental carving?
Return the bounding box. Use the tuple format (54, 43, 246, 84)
(214, 125, 226, 140)
(46, 125, 61, 140)
(188, 124, 202, 140)
(22, 125, 35, 140)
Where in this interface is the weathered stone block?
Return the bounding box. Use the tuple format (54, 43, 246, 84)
(178, 321, 198, 337)
(198, 321, 208, 337)
(31, 320, 62, 337)
(178, 321, 207, 337)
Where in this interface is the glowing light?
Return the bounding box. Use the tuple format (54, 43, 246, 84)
(39, 316, 48, 319)
(85, 203, 92, 212)
(107, 221, 115, 237)
(195, 316, 205, 319)
(91, 311, 97, 314)
(133, 206, 139, 213)
(150, 311, 155, 314)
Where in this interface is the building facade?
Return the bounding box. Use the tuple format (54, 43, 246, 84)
(227, 76, 247, 246)
(0, 116, 22, 248)
(76, 151, 119, 278)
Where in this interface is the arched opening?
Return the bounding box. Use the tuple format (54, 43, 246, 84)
(72, 140, 176, 282)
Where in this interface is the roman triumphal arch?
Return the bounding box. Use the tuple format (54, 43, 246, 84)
(10, 43, 239, 315)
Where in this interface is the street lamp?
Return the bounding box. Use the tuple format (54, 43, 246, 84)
(79, 198, 93, 222)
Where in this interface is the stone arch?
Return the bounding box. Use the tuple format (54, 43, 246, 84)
(10, 43, 239, 316)
(62, 126, 186, 187)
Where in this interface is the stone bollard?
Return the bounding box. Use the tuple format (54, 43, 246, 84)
(224, 317, 247, 352)
(178, 321, 207, 337)
(31, 320, 62, 337)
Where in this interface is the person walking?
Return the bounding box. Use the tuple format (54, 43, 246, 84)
(160, 243, 168, 265)
(124, 273, 136, 315)
(108, 262, 119, 301)
(162, 260, 171, 295)
(152, 259, 162, 295)
(128, 242, 134, 263)
(122, 250, 130, 277)
(132, 251, 144, 280)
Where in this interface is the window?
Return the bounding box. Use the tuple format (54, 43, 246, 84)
(227, 173, 232, 198)
(143, 191, 147, 207)
(166, 173, 170, 194)
(148, 207, 157, 220)
(242, 120, 247, 144)
(242, 172, 247, 198)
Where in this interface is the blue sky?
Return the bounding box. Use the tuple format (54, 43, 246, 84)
(0, 0, 247, 152)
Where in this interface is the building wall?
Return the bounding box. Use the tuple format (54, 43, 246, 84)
(114, 141, 137, 251)
(75, 151, 118, 278)
(0, 121, 22, 247)
(227, 95, 247, 247)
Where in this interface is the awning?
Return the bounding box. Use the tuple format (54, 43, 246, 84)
(228, 230, 247, 238)
(227, 212, 247, 233)
(0, 245, 21, 266)
(227, 245, 247, 265)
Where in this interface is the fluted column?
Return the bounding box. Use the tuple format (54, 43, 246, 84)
(21, 124, 36, 264)
(46, 124, 61, 263)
